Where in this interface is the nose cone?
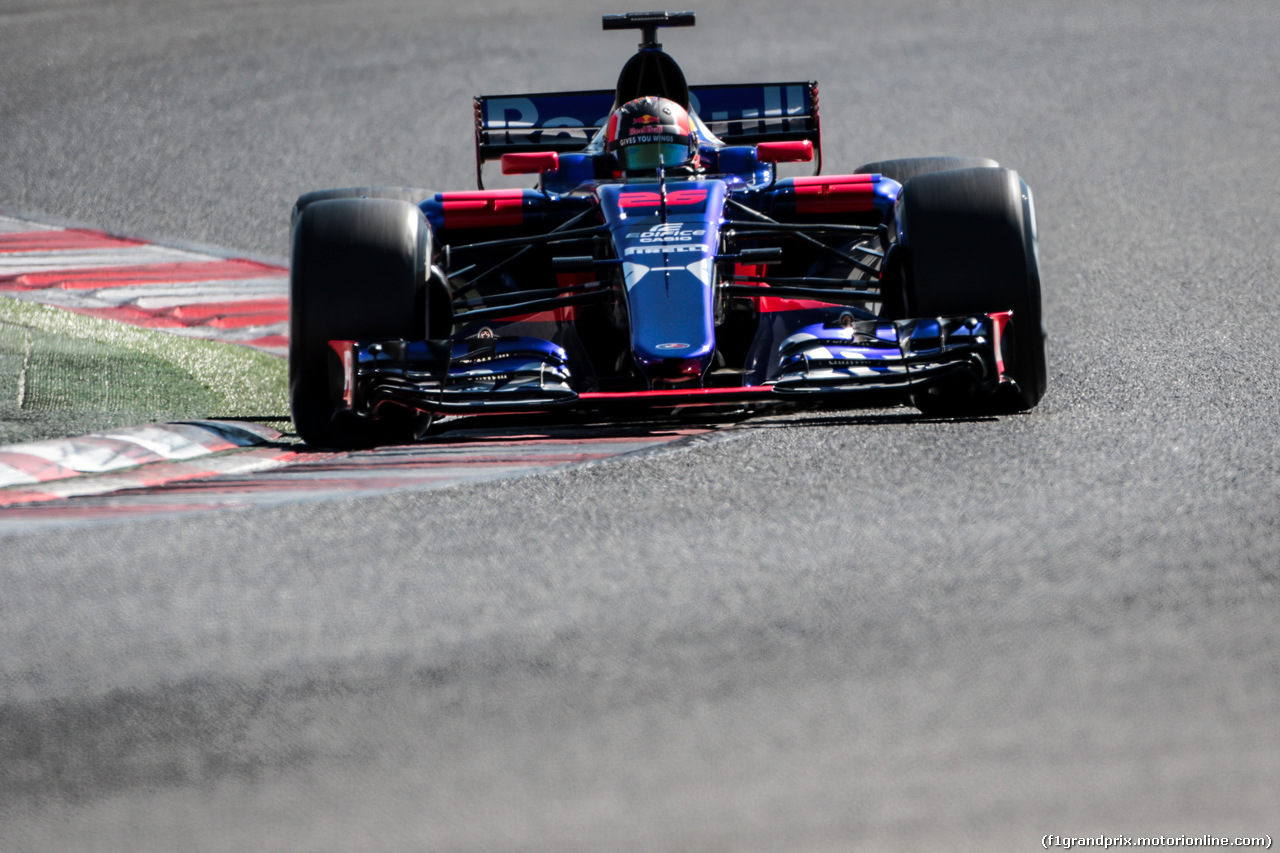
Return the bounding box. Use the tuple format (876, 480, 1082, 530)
(599, 180, 726, 389)
(633, 346, 715, 387)
(622, 257, 716, 386)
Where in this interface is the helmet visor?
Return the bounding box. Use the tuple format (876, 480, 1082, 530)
(619, 141, 692, 172)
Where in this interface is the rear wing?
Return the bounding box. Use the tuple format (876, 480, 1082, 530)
(473, 81, 821, 187)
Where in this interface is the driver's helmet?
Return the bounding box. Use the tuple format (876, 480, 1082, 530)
(605, 96, 698, 173)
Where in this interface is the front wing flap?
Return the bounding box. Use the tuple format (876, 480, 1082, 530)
(771, 312, 1012, 395)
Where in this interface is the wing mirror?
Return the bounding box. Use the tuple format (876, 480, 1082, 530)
(501, 152, 560, 175)
(756, 141, 814, 164)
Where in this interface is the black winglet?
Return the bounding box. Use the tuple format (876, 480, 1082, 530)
(602, 11, 696, 49)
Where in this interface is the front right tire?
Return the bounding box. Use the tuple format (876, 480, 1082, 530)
(855, 156, 999, 184)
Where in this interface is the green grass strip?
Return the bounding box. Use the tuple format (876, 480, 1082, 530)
(0, 295, 288, 445)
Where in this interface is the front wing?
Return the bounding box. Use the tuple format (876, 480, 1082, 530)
(326, 311, 1015, 420)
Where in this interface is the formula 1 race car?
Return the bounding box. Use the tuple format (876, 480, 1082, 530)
(289, 10, 1046, 447)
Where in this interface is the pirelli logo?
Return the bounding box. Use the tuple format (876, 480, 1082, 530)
(624, 244, 710, 256)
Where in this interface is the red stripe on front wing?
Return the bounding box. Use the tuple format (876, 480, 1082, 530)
(579, 387, 774, 401)
(989, 310, 1013, 379)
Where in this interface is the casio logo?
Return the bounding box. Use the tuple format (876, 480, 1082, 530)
(628, 222, 708, 243)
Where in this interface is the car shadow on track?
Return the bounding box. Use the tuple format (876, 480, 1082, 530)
(746, 409, 1006, 429)
(225, 406, 1014, 453)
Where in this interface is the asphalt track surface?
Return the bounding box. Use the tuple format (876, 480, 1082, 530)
(2, 1, 1279, 850)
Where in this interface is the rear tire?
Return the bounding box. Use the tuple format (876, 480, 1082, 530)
(854, 156, 999, 184)
(898, 167, 1046, 414)
(290, 198, 431, 447)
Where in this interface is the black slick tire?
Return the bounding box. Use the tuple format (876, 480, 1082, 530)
(853, 158, 999, 320)
(289, 198, 431, 448)
(854, 156, 999, 184)
(291, 186, 430, 230)
(898, 166, 1046, 414)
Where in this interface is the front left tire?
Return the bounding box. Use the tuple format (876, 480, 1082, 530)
(897, 166, 1046, 414)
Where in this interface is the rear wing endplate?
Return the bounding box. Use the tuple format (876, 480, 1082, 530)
(473, 81, 821, 187)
